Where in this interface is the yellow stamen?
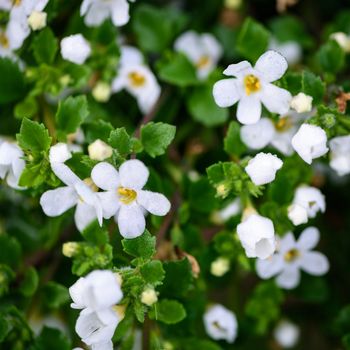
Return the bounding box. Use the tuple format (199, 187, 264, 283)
(83, 178, 99, 192)
(275, 117, 293, 133)
(118, 187, 137, 204)
(196, 55, 210, 69)
(13, 0, 21, 6)
(128, 72, 146, 87)
(284, 248, 300, 262)
(0, 33, 9, 49)
(244, 74, 261, 95)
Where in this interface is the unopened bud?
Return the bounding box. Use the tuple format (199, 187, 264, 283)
(141, 288, 158, 306)
(88, 139, 113, 161)
(225, 0, 242, 9)
(287, 204, 308, 225)
(92, 82, 111, 102)
(28, 11, 47, 31)
(210, 257, 230, 277)
(62, 242, 79, 257)
(290, 93, 313, 113)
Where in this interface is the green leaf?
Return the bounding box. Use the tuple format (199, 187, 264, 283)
(122, 230, 156, 260)
(56, 95, 89, 140)
(108, 127, 131, 156)
(17, 118, 52, 152)
(19, 267, 39, 297)
(0, 58, 26, 104)
(0, 317, 10, 342)
(30, 327, 70, 350)
(150, 299, 186, 324)
(14, 96, 39, 119)
(81, 221, 109, 246)
(0, 235, 22, 268)
(301, 71, 325, 104)
(317, 40, 345, 74)
(140, 260, 165, 286)
(31, 28, 58, 64)
(187, 85, 228, 126)
(224, 121, 247, 157)
(158, 53, 198, 87)
(43, 282, 70, 309)
(141, 122, 176, 157)
(189, 178, 218, 213)
(237, 18, 270, 62)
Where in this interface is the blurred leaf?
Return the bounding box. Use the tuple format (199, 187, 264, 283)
(224, 121, 247, 157)
(31, 28, 58, 64)
(30, 327, 70, 350)
(43, 282, 70, 309)
(0, 235, 22, 268)
(317, 40, 345, 74)
(19, 267, 39, 297)
(150, 299, 186, 324)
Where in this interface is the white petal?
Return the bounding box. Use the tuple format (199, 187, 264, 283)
(296, 227, 320, 250)
(49, 143, 72, 164)
(254, 50, 288, 82)
(279, 232, 297, 253)
(260, 83, 292, 115)
(111, 0, 130, 26)
(256, 254, 284, 279)
(223, 61, 252, 77)
(91, 162, 120, 191)
(120, 46, 143, 66)
(276, 266, 300, 289)
(116, 203, 145, 238)
(84, 3, 109, 27)
(137, 190, 171, 216)
(236, 95, 262, 124)
(119, 159, 149, 190)
(75, 202, 98, 232)
(69, 277, 87, 309)
(111, 75, 126, 93)
(174, 31, 202, 63)
(201, 33, 222, 62)
(299, 251, 329, 275)
(40, 187, 77, 216)
(51, 163, 81, 187)
(97, 191, 120, 219)
(213, 78, 240, 108)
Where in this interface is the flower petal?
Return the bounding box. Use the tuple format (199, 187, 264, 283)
(97, 191, 120, 219)
(69, 277, 87, 309)
(299, 251, 329, 275)
(236, 95, 262, 125)
(111, 0, 130, 26)
(213, 78, 240, 108)
(254, 50, 288, 82)
(223, 61, 252, 77)
(51, 163, 81, 187)
(91, 162, 119, 191)
(119, 159, 149, 190)
(296, 227, 320, 251)
(40, 187, 77, 217)
(260, 83, 292, 115)
(74, 201, 98, 232)
(137, 190, 171, 216)
(116, 203, 145, 238)
(256, 254, 284, 279)
(276, 266, 300, 289)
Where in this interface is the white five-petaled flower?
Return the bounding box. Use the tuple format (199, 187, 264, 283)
(274, 320, 300, 348)
(112, 46, 161, 113)
(40, 143, 103, 232)
(329, 135, 350, 176)
(237, 213, 276, 259)
(291, 123, 328, 164)
(60, 34, 91, 65)
(0, 140, 26, 189)
(91, 160, 171, 239)
(174, 31, 223, 80)
(290, 185, 325, 222)
(245, 152, 283, 186)
(80, 0, 135, 27)
(256, 227, 329, 289)
(203, 304, 238, 343)
(213, 50, 292, 124)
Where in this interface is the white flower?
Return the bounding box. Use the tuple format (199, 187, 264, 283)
(290, 92, 313, 113)
(203, 304, 238, 343)
(245, 152, 283, 185)
(256, 227, 329, 289)
(330, 32, 350, 53)
(27, 11, 47, 31)
(40, 144, 103, 232)
(0, 0, 12, 10)
(237, 214, 276, 259)
(213, 198, 241, 223)
(69, 270, 123, 311)
(91, 160, 171, 238)
(60, 34, 91, 65)
(92, 82, 112, 102)
(174, 31, 222, 80)
(274, 320, 300, 348)
(269, 38, 302, 65)
(76, 308, 119, 350)
(210, 257, 230, 277)
(88, 139, 113, 161)
(213, 50, 292, 124)
(0, 140, 26, 189)
(112, 46, 160, 113)
(329, 135, 350, 176)
(10, 0, 48, 16)
(140, 287, 158, 306)
(287, 204, 308, 226)
(291, 124, 328, 164)
(292, 185, 326, 219)
(80, 0, 134, 27)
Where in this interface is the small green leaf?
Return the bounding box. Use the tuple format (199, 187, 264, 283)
(0, 235, 22, 268)
(14, 96, 39, 119)
(301, 71, 325, 104)
(317, 40, 345, 74)
(141, 122, 176, 157)
(122, 230, 156, 260)
(224, 121, 247, 157)
(30, 327, 70, 350)
(108, 127, 131, 156)
(81, 221, 109, 246)
(31, 28, 58, 64)
(150, 299, 186, 324)
(19, 267, 39, 297)
(140, 260, 165, 286)
(43, 282, 70, 309)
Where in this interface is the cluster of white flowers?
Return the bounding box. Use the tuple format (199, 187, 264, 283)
(69, 270, 123, 350)
(256, 227, 329, 289)
(40, 143, 171, 237)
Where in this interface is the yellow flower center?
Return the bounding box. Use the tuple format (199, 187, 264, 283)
(83, 178, 99, 192)
(118, 187, 137, 204)
(244, 74, 261, 95)
(0, 33, 9, 49)
(284, 248, 300, 262)
(196, 55, 210, 69)
(13, 0, 21, 6)
(128, 72, 146, 87)
(275, 117, 293, 133)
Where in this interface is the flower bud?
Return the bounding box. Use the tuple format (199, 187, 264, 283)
(287, 204, 308, 225)
(28, 11, 47, 31)
(225, 0, 242, 9)
(62, 242, 79, 257)
(290, 93, 313, 113)
(88, 139, 113, 161)
(210, 257, 230, 277)
(141, 287, 158, 306)
(330, 32, 350, 53)
(92, 82, 111, 102)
